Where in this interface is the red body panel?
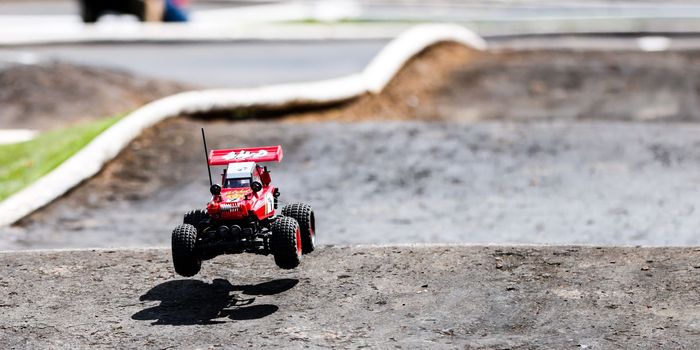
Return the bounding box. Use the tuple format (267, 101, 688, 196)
(206, 146, 282, 222)
(207, 186, 277, 221)
(209, 146, 283, 165)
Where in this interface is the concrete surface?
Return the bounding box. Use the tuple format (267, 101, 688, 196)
(6, 0, 700, 25)
(0, 40, 387, 87)
(486, 34, 700, 52)
(0, 245, 698, 348)
(9, 1, 700, 45)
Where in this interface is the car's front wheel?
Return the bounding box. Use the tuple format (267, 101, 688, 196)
(171, 224, 201, 277)
(282, 203, 315, 254)
(270, 216, 302, 269)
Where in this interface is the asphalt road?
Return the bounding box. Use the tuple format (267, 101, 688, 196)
(0, 40, 387, 87)
(1, 246, 697, 348)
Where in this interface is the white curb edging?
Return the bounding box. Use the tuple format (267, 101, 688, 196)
(0, 24, 486, 227)
(363, 24, 486, 93)
(0, 129, 37, 145)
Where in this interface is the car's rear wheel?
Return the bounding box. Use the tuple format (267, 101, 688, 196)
(171, 224, 201, 277)
(183, 209, 209, 232)
(282, 203, 315, 254)
(270, 217, 301, 269)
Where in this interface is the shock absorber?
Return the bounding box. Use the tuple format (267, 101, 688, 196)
(273, 188, 281, 209)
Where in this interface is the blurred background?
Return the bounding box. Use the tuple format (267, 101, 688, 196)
(2, 0, 700, 249)
(4, 0, 700, 86)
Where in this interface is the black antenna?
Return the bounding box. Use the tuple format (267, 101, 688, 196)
(201, 128, 213, 187)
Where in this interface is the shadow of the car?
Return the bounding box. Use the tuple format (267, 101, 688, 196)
(131, 278, 297, 325)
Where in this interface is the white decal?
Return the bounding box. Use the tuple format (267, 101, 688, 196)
(222, 149, 268, 161)
(265, 192, 274, 214)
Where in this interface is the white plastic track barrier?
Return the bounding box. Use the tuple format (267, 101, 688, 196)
(0, 129, 37, 145)
(0, 24, 486, 227)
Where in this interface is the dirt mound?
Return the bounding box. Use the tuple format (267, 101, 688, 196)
(0, 62, 189, 130)
(1, 246, 698, 348)
(282, 42, 477, 122)
(435, 50, 700, 122)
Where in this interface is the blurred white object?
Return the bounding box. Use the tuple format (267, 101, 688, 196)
(313, 0, 361, 22)
(637, 36, 670, 52)
(0, 129, 36, 145)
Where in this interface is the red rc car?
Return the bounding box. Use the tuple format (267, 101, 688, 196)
(171, 131, 315, 277)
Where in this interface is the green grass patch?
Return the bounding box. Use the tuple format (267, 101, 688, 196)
(0, 115, 122, 201)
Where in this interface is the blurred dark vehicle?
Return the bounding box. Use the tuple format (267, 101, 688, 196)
(79, 0, 145, 23)
(79, 0, 188, 23)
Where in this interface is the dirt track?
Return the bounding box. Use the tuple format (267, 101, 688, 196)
(7, 47, 700, 248)
(1, 245, 698, 349)
(5, 118, 700, 249)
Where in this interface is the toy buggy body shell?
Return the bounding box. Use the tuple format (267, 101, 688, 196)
(206, 146, 281, 222)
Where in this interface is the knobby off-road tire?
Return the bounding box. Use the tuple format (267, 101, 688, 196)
(282, 203, 316, 254)
(171, 224, 201, 277)
(270, 217, 302, 269)
(183, 209, 209, 231)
